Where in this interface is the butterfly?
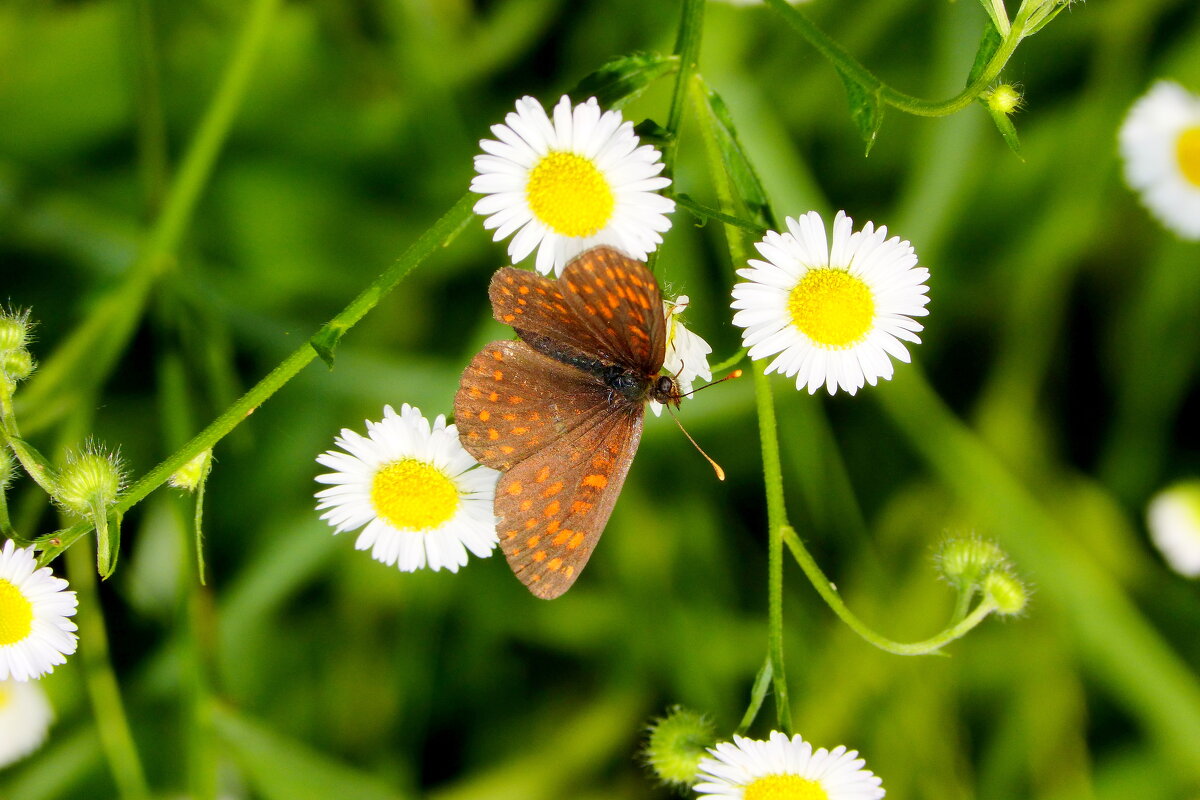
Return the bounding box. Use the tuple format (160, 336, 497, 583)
(454, 246, 680, 599)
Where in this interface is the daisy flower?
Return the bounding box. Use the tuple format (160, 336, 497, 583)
(0, 679, 54, 767)
(1146, 480, 1200, 577)
(695, 731, 885, 800)
(651, 295, 714, 417)
(471, 95, 675, 276)
(1119, 81, 1200, 239)
(315, 404, 500, 573)
(731, 210, 930, 395)
(0, 541, 79, 682)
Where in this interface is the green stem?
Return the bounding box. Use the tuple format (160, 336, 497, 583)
(17, 0, 283, 434)
(753, 362, 792, 733)
(764, 0, 1024, 117)
(66, 539, 151, 800)
(664, 0, 706, 173)
(35, 193, 477, 565)
(782, 526, 994, 655)
(674, 194, 766, 235)
(736, 657, 774, 735)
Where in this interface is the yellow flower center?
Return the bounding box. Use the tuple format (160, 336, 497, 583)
(0, 578, 34, 646)
(787, 268, 875, 349)
(1177, 126, 1200, 188)
(370, 459, 459, 531)
(744, 774, 830, 800)
(526, 151, 615, 237)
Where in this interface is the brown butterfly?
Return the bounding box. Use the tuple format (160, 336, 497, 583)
(454, 246, 681, 599)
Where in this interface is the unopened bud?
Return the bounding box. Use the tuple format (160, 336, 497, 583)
(56, 443, 126, 517)
(643, 706, 716, 788)
(983, 570, 1029, 615)
(987, 84, 1023, 115)
(3, 349, 35, 382)
(936, 534, 1009, 591)
(0, 308, 31, 352)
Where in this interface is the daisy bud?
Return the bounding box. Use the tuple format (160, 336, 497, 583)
(643, 706, 716, 788)
(1146, 480, 1200, 577)
(983, 570, 1029, 616)
(987, 84, 1023, 115)
(935, 534, 1009, 592)
(56, 443, 125, 518)
(0, 308, 31, 353)
(2, 349, 35, 383)
(169, 450, 212, 492)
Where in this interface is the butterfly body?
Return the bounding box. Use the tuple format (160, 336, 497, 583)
(455, 247, 675, 599)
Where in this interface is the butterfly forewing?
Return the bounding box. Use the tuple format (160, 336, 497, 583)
(495, 402, 643, 599)
(557, 248, 667, 374)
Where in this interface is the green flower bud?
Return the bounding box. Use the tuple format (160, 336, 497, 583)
(3, 349, 35, 382)
(935, 534, 1009, 592)
(987, 84, 1024, 116)
(169, 450, 212, 492)
(983, 570, 1029, 616)
(643, 706, 716, 788)
(0, 308, 31, 353)
(57, 443, 125, 517)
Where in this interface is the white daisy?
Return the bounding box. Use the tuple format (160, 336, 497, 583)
(1147, 480, 1200, 577)
(1119, 81, 1200, 239)
(730, 210, 930, 396)
(0, 679, 54, 767)
(0, 541, 79, 682)
(695, 731, 885, 800)
(315, 404, 500, 573)
(651, 295, 714, 417)
(471, 95, 675, 276)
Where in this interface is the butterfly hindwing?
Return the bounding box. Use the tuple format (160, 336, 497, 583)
(455, 340, 613, 472)
(494, 401, 644, 599)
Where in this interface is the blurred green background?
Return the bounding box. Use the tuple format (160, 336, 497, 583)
(2, 0, 1200, 797)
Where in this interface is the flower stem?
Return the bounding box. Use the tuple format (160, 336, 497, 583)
(764, 0, 1024, 117)
(35, 193, 476, 565)
(664, 0, 706, 174)
(66, 539, 150, 800)
(782, 525, 995, 655)
(753, 362, 792, 733)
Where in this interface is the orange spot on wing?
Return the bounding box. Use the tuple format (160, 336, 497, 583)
(532, 550, 547, 563)
(535, 466, 551, 482)
(500, 445, 514, 454)
(488, 429, 499, 440)
(564, 565, 575, 577)
(502, 314, 516, 323)
(493, 370, 504, 381)
(552, 530, 570, 546)
(520, 499, 533, 511)
(568, 532, 586, 549)
(543, 481, 563, 497)
(583, 474, 608, 488)
(547, 557, 563, 571)
(544, 500, 560, 517)
(512, 426, 529, 435)
(571, 501, 592, 513)
(506, 482, 522, 495)
(488, 391, 499, 402)
(526, 535, 541, 548)
(479, 410, 490, 422)
(492, 350, 504, 361)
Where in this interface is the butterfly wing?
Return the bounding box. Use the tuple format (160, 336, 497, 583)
(455, 339, 613, 472)
(557, 247, 668, 375)
(489, 247, 668, 375)
(494, 401, 643, 599)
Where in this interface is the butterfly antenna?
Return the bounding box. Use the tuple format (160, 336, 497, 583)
(679, 368, 743, 398)
(666, 406, 725, 481)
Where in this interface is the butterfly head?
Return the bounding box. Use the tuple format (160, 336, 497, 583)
(651, 374, 682, 408)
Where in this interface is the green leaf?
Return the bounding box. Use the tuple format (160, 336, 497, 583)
(213, 705, 408, 800)
(695, 84, 774, 228)
(569, 52, 678, 110)
(835, 68, 884, 155)
(633, 118, 673, 149)
(987, 104, 1024, 160)
(967, 24, 1004, 87)
(96, 509, 121, 580)
(309, 322, 347, 368)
